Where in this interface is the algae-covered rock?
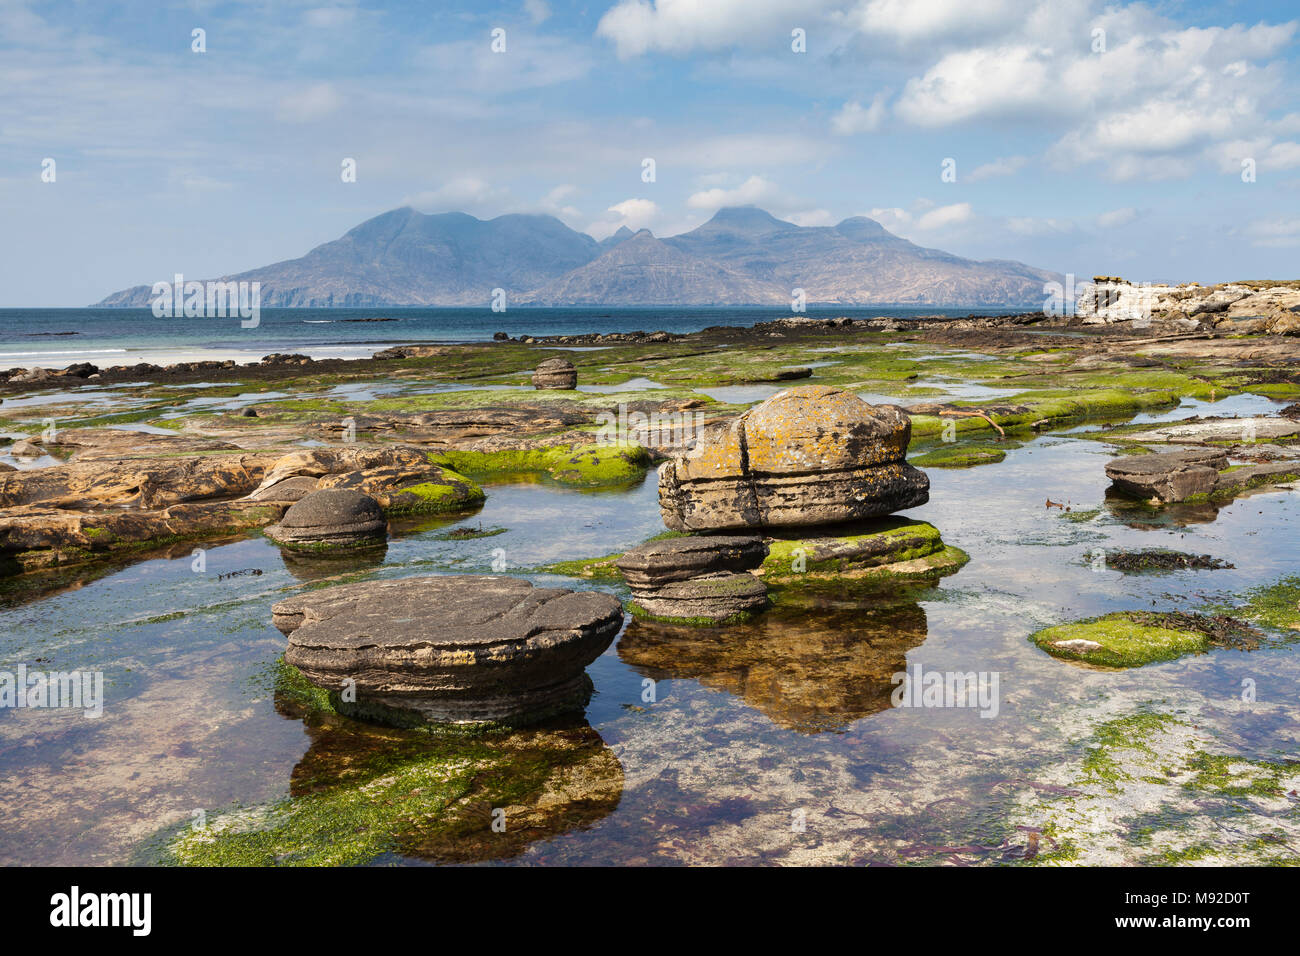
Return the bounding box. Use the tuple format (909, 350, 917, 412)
(658, 385, 929, 532)
(758, 517, 967, 584)
(436, 441, 650, 487)
(909, 444, 1007, 468)
(1029, 611, 1259, 668)
(159, 662, 624, 866)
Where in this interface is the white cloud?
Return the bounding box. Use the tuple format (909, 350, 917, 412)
(786, 208, 836, 227)
(831, 93, 888, 135)
(1096, 207, 1138, 228)
(587, 198, 661, 239)
(596, 0, 822, 58)
(304, 7, 357, 29)
(851, 0, 1035, 43)
(524, 0, 552, 25)
(276, 82, 342, 122)
(915, 202, 973, 231)
(1006, 216, 1074, 235)
(1247, 218, 1300, 247)
(686, 175, 782, 210)
(967, 155, 1028, 182)
(405, 178, 509, 213)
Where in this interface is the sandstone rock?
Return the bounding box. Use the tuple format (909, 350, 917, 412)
(272, 575, 624, 726)
(757, 518, 967, 583)
(532, 357, 577, 390)
(616, 535, 769, 624)
(0, 499, 286, 573)
(264, 489, 387, 553)
(1105, 448, 1228, 502)
(616, 535, 768, 585)
(658, 385, 929, 532)
(246, 445, 484, 514)
(9, 440, 42, 458)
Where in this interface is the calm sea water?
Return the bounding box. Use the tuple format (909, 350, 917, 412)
(0, 305, 1014, 368)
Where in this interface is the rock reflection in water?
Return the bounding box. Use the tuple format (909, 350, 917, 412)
(277, 544, 388, 582)
(618, 596, 929, 733)
(1103, 488, 1220, 529)
(260, 685, 624, 865)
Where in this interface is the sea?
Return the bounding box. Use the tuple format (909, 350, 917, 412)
(0, 305, 1018, 369)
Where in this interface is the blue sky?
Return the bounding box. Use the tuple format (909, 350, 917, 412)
(2, 0, 1298, 305)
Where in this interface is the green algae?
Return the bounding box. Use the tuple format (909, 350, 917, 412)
(1021, 709, 1300, 866)
(156, 659, 623, 866)
(1029, 611, 1259, 668)
(910, 444, 1008, 468)
(434, 442, 651, 487)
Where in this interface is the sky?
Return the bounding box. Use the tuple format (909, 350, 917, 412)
(1, 0, 1298, 306)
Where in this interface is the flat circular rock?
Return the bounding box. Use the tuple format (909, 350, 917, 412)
(265, 488, 387, 552)
(272, 575, 625, 726)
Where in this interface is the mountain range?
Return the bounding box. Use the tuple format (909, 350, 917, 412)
(96, 205, 1060, 308)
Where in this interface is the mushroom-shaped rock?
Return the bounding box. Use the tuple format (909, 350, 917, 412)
(532, 357, 577, 390)
(658, 385, 929, 532)
(271, 575, 624, 726)
(265, 488, 387, 552)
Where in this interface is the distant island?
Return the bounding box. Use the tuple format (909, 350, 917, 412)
(96, 205, 1061, 309)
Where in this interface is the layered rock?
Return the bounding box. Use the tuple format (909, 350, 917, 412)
(616, 535, 768, 623)
(532, 357, 577, 390)
(272, 575, 624, 726)
(265, 489, 387, 553)
(1106, 445, 1300, 504)
(658, 385, 929, 532)
(757, 517, 968, 583)
(1105, 448, 1228, 503)
(245, 445, 484, 514)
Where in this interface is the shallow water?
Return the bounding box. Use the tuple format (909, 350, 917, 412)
(1, 396, 1297, 866)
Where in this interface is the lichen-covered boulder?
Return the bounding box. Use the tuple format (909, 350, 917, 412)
(658, 385, 929, 532)
(272, 575, 624, 726)
(265, 488, 387, 553)
(532, 357, 577, 390)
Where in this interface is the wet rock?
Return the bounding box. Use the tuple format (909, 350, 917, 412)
(1105, 448, 1228, 503)
(0, 499, 286, 573)
(246, 445, 484, 515)
(1123, 416, 1300, 445)
(658, 385, 929, 532)
(9, 440, 42, 458)
(1029, 611, 1260, 668)
(616, 535, 769, 624)
(758, 517, 967, 584)
(271, 575, 624, 726)
(532, 357, 577, 390)
(264, 489, 387, 553)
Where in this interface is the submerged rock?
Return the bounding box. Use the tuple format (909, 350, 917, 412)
(271, 575, 624, 726)
(658, 385, 929, 532)
(264, 489, 387, 553)
(532, 357, 577, 390)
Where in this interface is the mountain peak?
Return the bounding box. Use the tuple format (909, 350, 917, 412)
(697, 206, 794, 235)
(835, 216, 894, 242)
